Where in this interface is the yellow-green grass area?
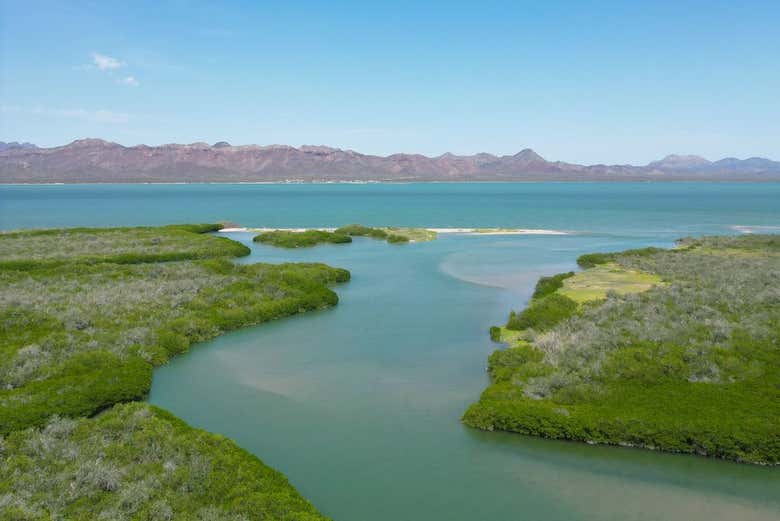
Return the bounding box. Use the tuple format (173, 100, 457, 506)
(558, 263, 662, 303)
(465, 235, 780, 464)
(378, 227, 437, 242)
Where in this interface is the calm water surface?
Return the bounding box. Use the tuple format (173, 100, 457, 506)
(2, 183, 778, 520)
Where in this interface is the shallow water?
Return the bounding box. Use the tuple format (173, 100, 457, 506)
(2, 183, 778, 520)
(150, 233, 779, 521)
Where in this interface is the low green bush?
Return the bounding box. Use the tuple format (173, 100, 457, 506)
(386, 233, 410, 243)
(0, 402, 329, 520)
(253, 230, 352, 248)
(577, 247, 664, 268)
(0, 228, 350, 433)
(489, 326, 501, 342)
(506, 293, 578, 331)
(335, 224, 388, 239)
(0, 224, 248, 270)
(466, 235, 780, 464)
(532, 271, 575, 299)
(0, 224, 350, 516)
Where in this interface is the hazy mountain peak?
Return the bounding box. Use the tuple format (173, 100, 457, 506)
(2, 139, 778, 182)
(512, 148, 545, 163)
(650, 154, 711, 168)
(0, 141, 37, 151)
(512, 148, 545, 162)
(67, 138, 117, 148)
(299, 145, 339, 154)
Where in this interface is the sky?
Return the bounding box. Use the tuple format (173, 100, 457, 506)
(1, 0, 779, 164)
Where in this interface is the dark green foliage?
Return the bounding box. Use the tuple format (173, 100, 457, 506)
(0, 224, 249, 270)
(532, 271, 575, 299)
(506, 293, 578, 331)
(0, 403, 329, 520)
(466, 235, 780, 464)
(164, 223, 224, 234)
(386, 233, 410, 243)
(0, 228, 349, 434)
(489, 326, 501, 342)
(335, 224, 388, 239)
(253, 230, 352, 248)
(487, 342, 548, 384)
(577, 247, 665, 268)
(335, 224, 412, 244)
(677, 233, 780, 251)
(576, 252, 615, 268)
(0, 351, 152, 434)
(0, 224, 346, 518)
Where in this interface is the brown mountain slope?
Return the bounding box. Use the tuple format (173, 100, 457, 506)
(1, 139, 778, 182)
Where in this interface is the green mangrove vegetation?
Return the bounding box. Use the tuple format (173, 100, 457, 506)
(251, 225, 438, 248)
(335, 224, 437, 244)
(1, 403, 327, 520)
(463, 235, 780, 464)
(0, 224, 347, 518)
(253, 230, 352, 248)
(0, 224, 249, 270)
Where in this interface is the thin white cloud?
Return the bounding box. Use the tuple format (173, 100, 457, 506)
(91, 52, 124, 71)
(1, 105, 131, 124)
(116, 76, 140, 87)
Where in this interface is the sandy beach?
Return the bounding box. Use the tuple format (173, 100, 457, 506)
(220, 227, 568, 235)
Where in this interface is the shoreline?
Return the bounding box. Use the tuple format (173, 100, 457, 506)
(220, 227, 569, 236)
(4, 180, 780, 186)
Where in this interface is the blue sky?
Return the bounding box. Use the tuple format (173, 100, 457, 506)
(1, 0, 778, 163)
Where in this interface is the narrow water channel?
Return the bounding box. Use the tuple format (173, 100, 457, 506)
(150, 233, 780, 521)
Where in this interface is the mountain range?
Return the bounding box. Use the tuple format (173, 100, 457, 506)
(1, 139, 779, 183)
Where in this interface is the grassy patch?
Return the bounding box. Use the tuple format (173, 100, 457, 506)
(380, 227, 437, 243)
(253, 230, 352, 248)
(558, 263, 661, 303)
(0, 403, 328, 520)
(465, 235, 780, 464)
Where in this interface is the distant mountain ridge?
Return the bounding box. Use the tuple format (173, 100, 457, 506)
(1, 139, 779, 183)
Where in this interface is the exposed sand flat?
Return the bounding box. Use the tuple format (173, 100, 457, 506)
(219, 227, 568, 235)
(730, 225, 780, 234)
(431, 228, 568, 235)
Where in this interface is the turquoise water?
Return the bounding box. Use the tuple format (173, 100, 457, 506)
(2, 183, 780, 236)
(2, 184, 779, 520)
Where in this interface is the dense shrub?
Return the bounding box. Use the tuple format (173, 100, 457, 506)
(334, 224, 425, 244)
(253, 230, 352, 248)
(0, 224, 248, 270)
(386, 233, 410, 243)
(0, 228, 350, 433)
(0, 225, 347, 518)
(489, 326, 502, 342)
(335, 224, 388, 239)
(506, 293, 578, 332)
(577, 247, 664, 268)
(0, 403, 329, 520)
(532, 271, 575, 299)
(466, 235, 780, 464)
